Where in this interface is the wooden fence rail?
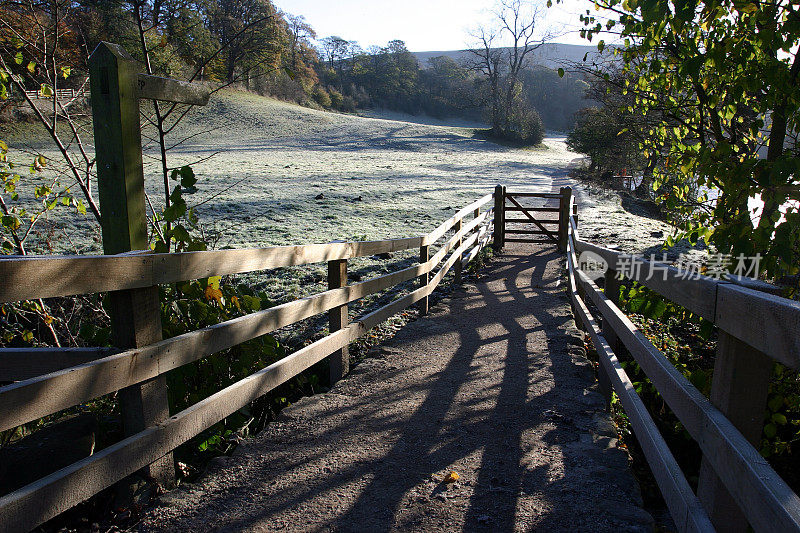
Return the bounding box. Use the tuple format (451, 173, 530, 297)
(564, 191, 800, 533)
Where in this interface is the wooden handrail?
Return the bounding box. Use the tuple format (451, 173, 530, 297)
(571, 234, 800, 369)
(421, 193, 493, 246)
(566, 216, 800, 533)
(0, 197, 496, 305)
(566, 232, 714, 532)
(0, 237, 424, 303)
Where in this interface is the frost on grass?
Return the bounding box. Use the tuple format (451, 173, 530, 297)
(2, 89, 672, 303)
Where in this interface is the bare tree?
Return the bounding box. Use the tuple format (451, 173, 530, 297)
(468, 0, 551, 135)
(466, 26, 503, 132)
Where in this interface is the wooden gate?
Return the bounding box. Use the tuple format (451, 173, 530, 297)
(502, 191, 563, 245)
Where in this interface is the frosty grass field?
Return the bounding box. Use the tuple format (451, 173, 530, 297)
(5, 90, 671, 319)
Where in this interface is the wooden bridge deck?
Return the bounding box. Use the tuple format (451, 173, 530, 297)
(139, 243, 652, 532)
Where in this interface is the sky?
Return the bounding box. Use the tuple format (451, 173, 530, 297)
(272, 0, 601, 52)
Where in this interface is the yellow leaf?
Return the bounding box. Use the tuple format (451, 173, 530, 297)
(443, 471, 460, 483)
(207, 275, 221, 290)
(205, 285, 223, 304)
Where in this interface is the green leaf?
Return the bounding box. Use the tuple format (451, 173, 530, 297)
(768, 395, 784, 412)
(163, 201, 186, 222)
(558, 68, 565, 78)
(179, 165, 197, 188)
(772, 413, 788, 425)
(39, 84, 53, 97)
(764, 423, 777, 438)
(14, 52, 23, 65)
(2, 214, 20, 231)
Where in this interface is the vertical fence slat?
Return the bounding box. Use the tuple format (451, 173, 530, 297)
(558, 186, 572, 253)
(493, 185, 504, 251)
(328, 258, 349, 383)
(89, 42, 173, 485)
(454, 219, 463, 284)
(418, 244, 430, 315)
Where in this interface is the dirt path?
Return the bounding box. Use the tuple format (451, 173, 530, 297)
(139, 243, 652, 532)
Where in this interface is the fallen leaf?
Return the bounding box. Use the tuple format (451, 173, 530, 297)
(443, 471, 460, 483)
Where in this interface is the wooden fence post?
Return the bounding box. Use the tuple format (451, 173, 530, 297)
(598, 268, 624, 407)
(696, 331, 772, 532)
(328, 258, 349, 383)
(418, 244, 430, 315)
(493, 185, 504, 252)
(558, 186, 572, 253)
(454, 219, 463, 284)
(89, 43, 174, 485)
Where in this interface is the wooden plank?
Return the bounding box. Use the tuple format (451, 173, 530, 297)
(89, 41, 173, 483)
(0, 237, 424, 303)
(430, 210, 490, 270)
(572, 238, 719, 321)
(504, 218, 559, 225)
(576, 269, 800, 533)
(568, 255, 714, 532)
(422, 193, 493, 246)
(328, 259, 348, 383)
(504, 192, 562, 198)
(137, 73, 210, 105)
(503, 206, 561, 212)
(503, 238, 555, 244)
(454, 219, 463, 284)
(505, 194, 559, 243)
(569, 214, 580, 242)
(0, 348, 117, 382)
(697, 331, 772, 532)
(504, 229, 558, 236)
(715, 283, 800, 370)
(0, 325, 361, 533)
(0, 262, 428, 432)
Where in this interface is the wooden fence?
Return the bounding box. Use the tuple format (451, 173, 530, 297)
(0, 191, 498, 532)
(564, 191, 800, 533)
(23, 87, 86, 100)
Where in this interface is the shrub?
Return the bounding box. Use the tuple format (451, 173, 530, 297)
(340, 95, 357, 112)
(311, 85, 331, 108)
(328, 87, 343, 109)
(506, 100, 545, 146)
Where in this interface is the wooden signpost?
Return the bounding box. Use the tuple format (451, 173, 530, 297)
(88, 42, 211, 485)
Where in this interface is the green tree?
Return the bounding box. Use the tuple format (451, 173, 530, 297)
(576, 0, 800, 283)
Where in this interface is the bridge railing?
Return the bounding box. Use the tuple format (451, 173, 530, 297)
(564, 190, 800, 533)
(0, 191, 498, 532)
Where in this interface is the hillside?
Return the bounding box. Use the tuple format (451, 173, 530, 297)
(412, 42, 602, 70)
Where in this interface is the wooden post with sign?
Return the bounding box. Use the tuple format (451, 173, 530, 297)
(88, 42, 211, 486)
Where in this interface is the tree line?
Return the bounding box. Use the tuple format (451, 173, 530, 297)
(0, 0, 589, 143)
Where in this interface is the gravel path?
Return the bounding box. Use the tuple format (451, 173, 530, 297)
(139, 243, 653, 532)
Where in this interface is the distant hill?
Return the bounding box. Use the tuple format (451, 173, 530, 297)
(412, 42, 602, 71)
